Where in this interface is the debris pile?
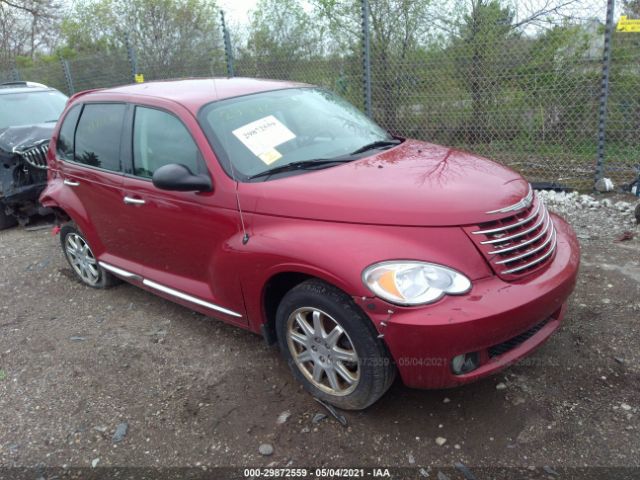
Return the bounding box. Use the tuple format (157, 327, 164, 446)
(535, 190, 639, 240)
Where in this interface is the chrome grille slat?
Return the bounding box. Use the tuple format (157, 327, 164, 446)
(480, 207, 548, 245)
(501, 230, 557, 275)
(17, 143, 49, 170)
(472, 200, 542, 236)
(468, 192, 557, 279)
(488, 212, 550, 254)
(494, 224, 555, 265)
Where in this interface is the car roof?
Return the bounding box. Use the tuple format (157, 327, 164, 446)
(0, 81, 59, 95)
(86, 77, 311, 113)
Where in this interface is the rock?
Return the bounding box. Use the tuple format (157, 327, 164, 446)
(259, 443, 274, 456)
(435, 436, 447, 446)
(407, 453, 415, 464)
(112, 422, 128, 443)
(454, 462, 477, 480)
(276, 411, 291, 424)
(595, 177, 614, 192)
(614, 201, 630, 212)
(312, 413, 327, 424)
(443, 397, 451, 403)
(91, 458, 100, 468)
(496, 382, 507, 390)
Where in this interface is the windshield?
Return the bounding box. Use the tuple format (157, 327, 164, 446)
(0, 90, 68, 129)
(198, 88, 395, 181)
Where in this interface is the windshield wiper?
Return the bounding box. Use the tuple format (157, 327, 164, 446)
(247, 158, 353, 180)
(349, 139, 401, 155)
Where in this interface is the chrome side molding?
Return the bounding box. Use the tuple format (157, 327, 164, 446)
(99, 261, 142, 281)
(142, 279, 243, 318)
(98, 261, 242, 318)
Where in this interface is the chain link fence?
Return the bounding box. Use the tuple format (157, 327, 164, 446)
(2, 1, 638, 191)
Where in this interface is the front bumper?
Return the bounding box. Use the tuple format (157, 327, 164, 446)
(355, 213, 580, 389)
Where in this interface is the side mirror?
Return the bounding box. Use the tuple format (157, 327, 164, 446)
(152, 164, 212, 192)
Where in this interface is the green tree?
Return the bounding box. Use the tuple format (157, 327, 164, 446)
(62, 0, 222, 75)
(245, 0, 323, 63)
(0, 0, 60, 68)
(453, 0, 517, 143)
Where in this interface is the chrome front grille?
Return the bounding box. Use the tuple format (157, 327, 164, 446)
(467, 193, 557, 279)
(16, 143, 49, 170)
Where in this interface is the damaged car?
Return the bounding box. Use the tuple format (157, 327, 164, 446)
(0, 81, 68, 229)
(41, 79, 580, 409)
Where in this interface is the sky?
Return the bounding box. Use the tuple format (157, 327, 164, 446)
(218, 0, 261, 28)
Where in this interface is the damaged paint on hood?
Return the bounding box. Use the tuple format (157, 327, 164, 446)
(0, 123, 55, 154)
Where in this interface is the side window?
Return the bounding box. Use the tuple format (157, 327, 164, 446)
(132, 106, 204, 179)
(74, 103, 126, 171)
(56, 105, 81, 161)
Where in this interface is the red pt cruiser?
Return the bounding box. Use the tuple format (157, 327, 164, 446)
(41, 79, 580, 409)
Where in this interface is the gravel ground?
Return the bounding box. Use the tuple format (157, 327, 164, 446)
(0, 192, 639, 478)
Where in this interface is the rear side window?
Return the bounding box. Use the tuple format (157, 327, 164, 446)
(56, 105, 81, 161)
(74, 103, 126, 172)
(132, 106, 204, 179)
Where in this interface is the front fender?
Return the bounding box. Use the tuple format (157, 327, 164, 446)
(236, 213, 492, 332)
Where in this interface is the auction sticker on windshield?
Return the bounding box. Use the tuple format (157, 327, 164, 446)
(232, 115, 295, 163)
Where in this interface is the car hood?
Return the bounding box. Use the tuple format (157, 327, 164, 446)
(240, 139, 529, 227)
(0, 123, 54, 155)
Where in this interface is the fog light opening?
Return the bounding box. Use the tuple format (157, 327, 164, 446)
(451, 352, 480, 375)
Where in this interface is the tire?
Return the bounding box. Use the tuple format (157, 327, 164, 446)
(60, 223, 120, 288)
(0, 202, 18, 230)
(276, 279, 396, 410)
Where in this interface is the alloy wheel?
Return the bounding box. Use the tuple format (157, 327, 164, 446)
(65, 233, 100, 285)
(286, 307, 360, 396)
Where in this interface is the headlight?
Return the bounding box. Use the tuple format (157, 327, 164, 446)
(362, 261, 471, 306)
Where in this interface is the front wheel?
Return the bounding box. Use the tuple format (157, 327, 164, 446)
(276, 279, 396, 410)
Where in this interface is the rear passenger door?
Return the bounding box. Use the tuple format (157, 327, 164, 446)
(57, 103, 137, 268)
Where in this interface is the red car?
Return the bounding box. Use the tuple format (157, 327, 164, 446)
(40, 79, 580, 410)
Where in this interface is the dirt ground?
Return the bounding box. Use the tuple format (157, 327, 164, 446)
(0, 192, 639, 479)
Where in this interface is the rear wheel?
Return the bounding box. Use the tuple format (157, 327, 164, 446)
(276, 279, 396, 410)
(60, 224, 120, 288)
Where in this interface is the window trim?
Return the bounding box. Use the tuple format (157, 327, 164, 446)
(55, 103, 82, 163)
(127, 103, 208, 183)
(57, 101, 129, 176)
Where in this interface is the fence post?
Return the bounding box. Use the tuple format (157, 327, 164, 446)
(361, 0, 372, 117)
(10, 60, 21, 81)
(60, 58, 75, 95)
(125, 33, 138, 83)
(594, 0, 615, 187)
(220, 10, 235, 77)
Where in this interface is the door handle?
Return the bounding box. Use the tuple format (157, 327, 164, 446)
(63, 179, 80, 187)
(123, 196, 146, 205)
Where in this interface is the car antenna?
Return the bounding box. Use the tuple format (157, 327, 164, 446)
(212, 77, 249, 245)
